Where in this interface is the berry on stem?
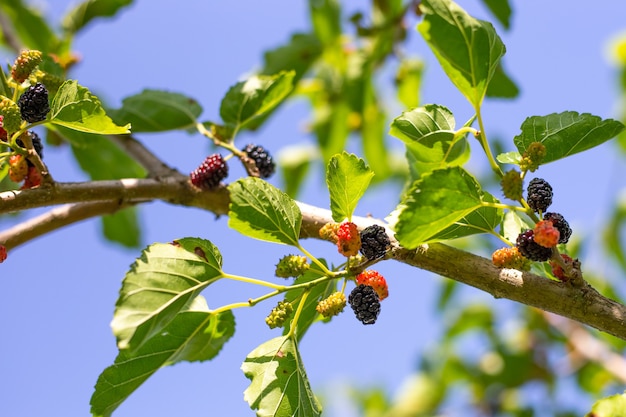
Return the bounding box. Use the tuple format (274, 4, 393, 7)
(359, 224, 391, 260)
(501, 169, 523, 201)
(543, 212, 572, 244)
(8, 154, 28, 183)
(526, 178, 553, 213)
(550, 254, 574, 282)
(190, 154, 229, 190)
(516, 229, 553, 262)
(18, 82, 50, 123)
(275, 254, 310, 278)
(533, 220, 560, 248)
(0, 98, 23, 134)
(241, 144, 276, 179)
(355, 270, 389, 300)
(316, 292, 346, 318)
(21, 166, 42, 189)
(11, 50, 43, 84)
(491, 247, 531, 271)
(319, 222, 340, 243)
(337, 221, 361, 257)
(348, 284, 381, 325)
(265, 301, 293, 329)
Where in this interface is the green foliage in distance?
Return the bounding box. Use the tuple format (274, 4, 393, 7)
(2, 0, 626, 416)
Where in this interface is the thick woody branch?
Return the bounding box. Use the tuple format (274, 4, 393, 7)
(2, 177, 626, 342)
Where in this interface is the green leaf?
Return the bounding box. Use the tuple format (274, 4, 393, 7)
(312, 99, 351, 163)
(417, 0, 506, 108)
(242, 336, 322, 417)
(91, 297, 235, 417)
(390, 104, 470, 176)
(262, 33, 323, 83)
(513, 112, 625, 164)
(278, 144, 315, 198)
(395, 166, 492, 248)
(485, 63, 519, 98)
(228, 177, 302, 246)
(585, 392, 626, 417)
(427, 191, 502, 241)
(62, 0, 133, 34)
(326, 152, 374, 222)
(395, 58, 424, 109)
(496, 150, 522, 165)
(111, 238, 224, 352)
(0, 1, 59, 53)
(220, 71, 295, 132)
(108, 90, 202, 133)
(102, 208, 141, 248)
(282, 261, 336, 341)
(479, 0, 512, 29)
(309, 0, 341, 45)
(50, 80, 131, 134)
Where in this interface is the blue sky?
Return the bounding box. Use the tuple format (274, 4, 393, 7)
(1, 1, 626, 416)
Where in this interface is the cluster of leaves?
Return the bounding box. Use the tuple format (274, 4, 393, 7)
(3, 0, 626, 416)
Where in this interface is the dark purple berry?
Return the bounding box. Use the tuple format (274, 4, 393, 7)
(190, 154, 228, 190)
(516, 230, 553, 262)
(543, 212, 572, 244)
(18, 82, 50, 123)
(348, 284, 381, 325)
(359, 224, 391, 260)
(242, 144, 275, 179)
(526, 178, 553, 213)
(16, 131, 43, 160)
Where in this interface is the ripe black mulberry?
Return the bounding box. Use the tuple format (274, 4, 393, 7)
(543, 212, 572, 244)
(242, 144, 275, 179)
(526, 178, 553, 213)
(359, 224, 391, 260)
(516, 229, 553, 262)
(348, 284, 381, 325)
(18, 82, 50, 123)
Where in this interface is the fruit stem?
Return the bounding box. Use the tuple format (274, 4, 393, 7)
(297, 243, 337, 277)
(287, 289, 310, 339)
(222, 273, 286, 290)
(475, 110, 503, 177)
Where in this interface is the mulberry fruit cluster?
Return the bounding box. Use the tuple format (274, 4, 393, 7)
(241, 144, 275, 179)
(319, 222, 340, 243)
(275, 254, 310, 278)
(520, 142, 547, 173)
(18, 82, 50, 123)
(533, 220, 560, 248)
(348, 284, 381, 325)
(265, 301, 293, 329)
(337, 221, 361, 257)
(190, 154, 228, 190)
(515, 229, 552, 262)
(359, 224, 390, 260)
(316, 292, 346, 318)
(526, 178, 553, 213)
(355, 270, 389, 300)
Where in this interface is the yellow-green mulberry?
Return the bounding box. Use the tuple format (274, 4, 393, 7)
(265, 301, 293, 329)
(11, 50, 43, 84)
(316, 292, 346, 318)
(275, 254, 310, 278)
(0, 98, 23, 134)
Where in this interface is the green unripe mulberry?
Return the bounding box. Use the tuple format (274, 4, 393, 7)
(0, 97, 23, 134)
(316, 292, 346, 318)
(265, 301, 293, 329)
(275, 255, 310, 278)
(501, 169, 523, 201)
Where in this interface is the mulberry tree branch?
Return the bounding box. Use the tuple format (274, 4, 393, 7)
(1, 177, 626, 342)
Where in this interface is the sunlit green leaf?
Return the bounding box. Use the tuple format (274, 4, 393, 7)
(395, 58, 424, 109)
(496, 150, 522, 165)
(91, 297, 234, 417)
(50, 80, 130, 134)
(390, 104, 470, 176)
(242, 336, 322, 417)
(108, 90, 202, 132)
(326, 152, 374, 222)
(111, 238, 224, 351)
(220, 71, 295, 132)
(278, 143, 316, 198)
(513, 111, 625, 164)
(309, 0, 341, 45)
(418, 0, 505, 107)
(228, 177, 302, 246)
(585, 392, 626, 417)
(395, 166, 492, 248)
(0, 1, 59, 53)
(262, 33, 323, 82)
(62, 0, 133, 34)
(102, 208, 141, 248)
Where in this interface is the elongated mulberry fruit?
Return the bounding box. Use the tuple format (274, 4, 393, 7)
(316, 292, 346, 318)
(348, 284, 381, 325)
(11, 50, 43, 84)
(0, 98, 23, 134)
(18, 82, 50, 123)
(360, 224, 390, 260)
(543, 212, 572, 244)
(190, 154, 228, 190)
(501, 169, 523, 201)
(355, 270, 389, 300)
(491, 247, 531, 271)
(526, 178, 553, 213)
(337, 221, 361, 257)
(242, 144, 276, 178)
(265, 301, 293, 329)
(275, 254, 310, 278)
(516, 229, 552, 262)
